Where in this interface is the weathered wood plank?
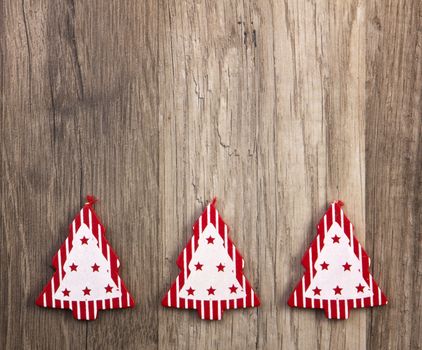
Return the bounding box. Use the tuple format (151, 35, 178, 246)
(158, 0, 260, 348)
(1, 0, 160, 349)
(366, 1, 422, 349)
(256, 1, 366, 349)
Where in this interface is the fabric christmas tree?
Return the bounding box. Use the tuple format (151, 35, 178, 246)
(36, 196, 135, 320)
(162, 198, 260, 320)
(288, 201, 388, 319)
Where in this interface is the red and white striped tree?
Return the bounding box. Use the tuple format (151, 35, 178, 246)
(288, 201, 388, 319)
(162, 199, 260, 320)
(36, 196, 135, 320)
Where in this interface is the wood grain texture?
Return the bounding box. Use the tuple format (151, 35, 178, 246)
(1, 0, 420, 349)
(366, 1, 422, 349)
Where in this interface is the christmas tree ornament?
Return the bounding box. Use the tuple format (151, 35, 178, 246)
(288, 201, 388, 319)
(36, 196, 135, 320)
(162, 198, 260, 320)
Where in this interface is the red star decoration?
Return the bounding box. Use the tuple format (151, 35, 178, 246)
(207, 286, 216, 295)
(355, 283, 365, 293)
(186, 287, 195, 296)
(69, 263, 78, 272)
(320, 261, 329, 270)
(194, 262, 203, 271)
(206, 236, 215, 244)
(333, 285, 342, 295)
(80, 236, 89, 245)
(216, 263, 225, 272)
(229, 284, 238, 294)
(331, 235, 340, 244)
(62, 288, 70, 297)
(91, 263, 100, 272)
(342, 262, 352, 271)
(104, 284, 113, 293)
(312, 287, 322, 296)
(82, 287, 91, 296)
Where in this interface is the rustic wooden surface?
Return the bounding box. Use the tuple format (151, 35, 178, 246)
(1, 0, 420, 349)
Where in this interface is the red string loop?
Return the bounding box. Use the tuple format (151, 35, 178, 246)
(86, 195, 97, 206)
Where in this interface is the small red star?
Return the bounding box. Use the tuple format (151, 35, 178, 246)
(206, 236, 215, 244)
(332, 235, 340, 244)
(320, 261, 329, 270)
(69, 263, 78, 272)
(312, 287, 322, 296)
(80, 236, 89, 245)
(104, 284, 113, 293)
(62, 288, 70, 297)
(342, 262, 352, 271)
(186, 287, 195, 296)
(207, 286, 216, 295)
(82, 287, 91, 296)
(355, 283, 365, 293)
(216, 263, 225, 272)
(194, 262, 203, 271)
(91, 263, 100, 272)
(229, 284, 238, 294)
(333, 285, 342, 295)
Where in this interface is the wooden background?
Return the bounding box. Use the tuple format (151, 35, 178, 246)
(1, 0, 421, 349)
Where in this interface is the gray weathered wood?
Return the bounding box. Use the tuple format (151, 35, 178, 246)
(366, 1, 422, 349)
(1, 0, 420, 349)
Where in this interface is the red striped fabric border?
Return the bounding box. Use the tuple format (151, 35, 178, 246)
(288, 201, 388, 319)
(36, 199, 135, 320)
(162, 199, 260, 320)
